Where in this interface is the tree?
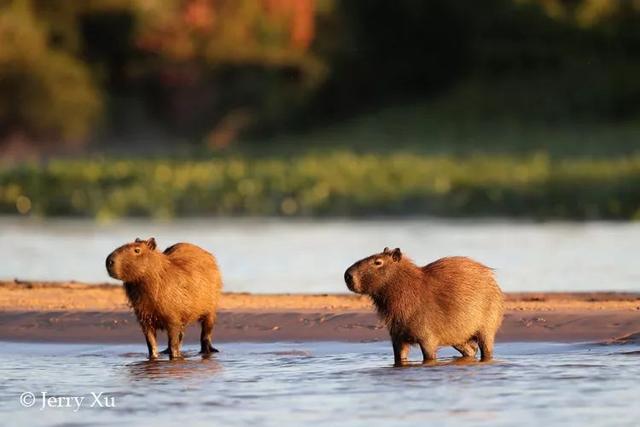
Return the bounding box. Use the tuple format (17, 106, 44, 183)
(0, 0, 101, 157)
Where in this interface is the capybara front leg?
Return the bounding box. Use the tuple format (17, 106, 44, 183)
(477, 332, 495, 362)
(419, 339, 438, 363)
(453, 340, 478, 358)
(392, 339, 410, 366)
(200, 313, 219, 354)
(143, 326, 159, 360)
(167, 325, 184, 360)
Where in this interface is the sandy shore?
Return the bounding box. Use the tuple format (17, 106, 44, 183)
(2, 280, 640, 344)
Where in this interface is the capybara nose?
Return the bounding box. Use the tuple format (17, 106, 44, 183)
(344, 270, 354, 287)
(106, 256, 114, 270)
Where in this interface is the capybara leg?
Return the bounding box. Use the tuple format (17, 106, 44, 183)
(200, 314, 219, 354)
(419, 339, 438, 363)
(167, 325, 184, 360)
(160, 331, 183, 355)
(477, 332, 495, 362)
(143, 327, 159, 359)
(392, 339, 410, 366)
(453, 340, 478, 358)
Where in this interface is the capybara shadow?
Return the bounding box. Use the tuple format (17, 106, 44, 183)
(345, 248, 504, 366)
(106, 237, 222, 360)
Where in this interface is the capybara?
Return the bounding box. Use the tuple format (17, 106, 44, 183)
(106, 237, 222, 360)
(344, 248, 504, 365)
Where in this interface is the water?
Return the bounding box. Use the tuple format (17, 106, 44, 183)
(1, 341, 639, 426)
(1, 218, 639, 293)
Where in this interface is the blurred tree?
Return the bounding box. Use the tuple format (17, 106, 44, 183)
(1, 0, 329, 155)
(303, 0, 473, 123)
(0, 0, 102, 157)
(3, 0, 640, 157)
(302, 0, 640, 127)
(135, 0, 320, 67)
(128, 0, 327, 148)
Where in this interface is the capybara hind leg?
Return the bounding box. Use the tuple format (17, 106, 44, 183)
(167, 325, 184, 360)
(392, 339, 410, 366)
(419, 339, 438, 363)
(160, 331, 183, 355)
(143, 326, 159, 360)
(200, 313, 219, 354)
(477, 332, 495, 362)
(453, 340, 478, 358)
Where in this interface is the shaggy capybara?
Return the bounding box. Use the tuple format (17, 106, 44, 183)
(106, 237, 222, 360)
(344, 248, 504, 365)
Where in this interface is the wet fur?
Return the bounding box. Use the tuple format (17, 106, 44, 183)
(106, 238, 222, 360)
(345, 249, 504, 365)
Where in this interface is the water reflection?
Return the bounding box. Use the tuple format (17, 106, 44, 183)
(399, 356, 486, 367)
(126, 357, 222, 381)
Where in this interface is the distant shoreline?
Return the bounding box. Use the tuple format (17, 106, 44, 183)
(1, 281, 640, 345)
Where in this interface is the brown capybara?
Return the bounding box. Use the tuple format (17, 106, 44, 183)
(106, 237, 222, 360)
(344, 248, 504, 365)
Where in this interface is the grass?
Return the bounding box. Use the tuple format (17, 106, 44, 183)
(1, 152, 639, 220)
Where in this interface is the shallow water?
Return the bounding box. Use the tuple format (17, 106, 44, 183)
(1, 341, 639, 426)
(1, 217, 639, 293)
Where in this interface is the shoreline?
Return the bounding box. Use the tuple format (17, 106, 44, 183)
(1, 281, 640, 344)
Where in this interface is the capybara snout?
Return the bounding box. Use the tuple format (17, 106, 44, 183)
(344, 269, 355, 292)
(105, 248, 124, 280)
(105, 253, 115, 276)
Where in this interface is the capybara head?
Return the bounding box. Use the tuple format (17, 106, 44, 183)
(106, 237, 159, 282)
(344, 247, 403, 295)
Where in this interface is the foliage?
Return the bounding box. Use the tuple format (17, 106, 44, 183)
(1, 153, 638, 220)
(0, 0, 101, 143)
(306, 0, 640, 125)
(0, 0, 328, 150)
(3, 0, 640, 153)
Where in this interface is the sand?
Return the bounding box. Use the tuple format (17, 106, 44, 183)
(1, 280, 640, 344)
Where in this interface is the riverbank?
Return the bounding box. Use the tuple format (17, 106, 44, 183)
(1, 281, 640, 344)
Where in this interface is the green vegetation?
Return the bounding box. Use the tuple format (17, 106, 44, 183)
(256, 102, 640, 158)
(0, 1, 102, 142)
(0, 0, 327, 150)
(1, 153, 639, 220)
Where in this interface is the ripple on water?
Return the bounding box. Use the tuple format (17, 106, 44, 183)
(1, 341, 640, 427)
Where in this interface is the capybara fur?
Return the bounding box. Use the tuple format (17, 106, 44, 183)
(344, 248, 504, 365)
(106, 238, 222, 360)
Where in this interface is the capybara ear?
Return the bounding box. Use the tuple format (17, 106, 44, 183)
(391, 248, 402, 262)
(383, 247, 390, 253)
(135, 238, 143, 243)
(146, 238, 157, 250)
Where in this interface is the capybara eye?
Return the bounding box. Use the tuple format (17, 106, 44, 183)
(374, 259, 383, 266)
(134, 247, 141, 254)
